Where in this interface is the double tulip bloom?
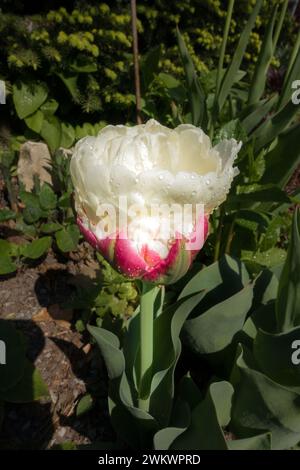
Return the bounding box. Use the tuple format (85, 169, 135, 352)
(70, 119, 240, 284)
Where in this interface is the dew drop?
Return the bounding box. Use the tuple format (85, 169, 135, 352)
(159, 174, 164, 180)
(206, 179, 211, 185)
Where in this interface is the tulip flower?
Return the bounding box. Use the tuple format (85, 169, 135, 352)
(71, 119, 241, 412)
(70, 119, 240, 284)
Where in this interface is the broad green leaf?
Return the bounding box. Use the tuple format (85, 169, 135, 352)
(153, 400, 190, 450)
(55, 225, 80, 252)
(217, 0, 263, 109)
(88, 325, 125, 380)
(176, 28, 207, 127)
(24, 110, 44, 133)
(60, 123, 75, 148)
(276, 209, 300, 332)
(179, 255, 249, 301)
(40, 222, 62, 234)
(248, 6, 278, 105)
(0, 255, 17, 275)
(13, 81, 48, 119)
(40, 115, 62, 152)
(254, 326, 300, 386)
(149, 292, 206, 425)
(19, 191, 43, 224)
(0, 360, 48, 402)
(0, 208, 16, 222)
(182, 283, 253, 355)
(232, 345, 300, 450)
(171, 382, 230, 450)
(242, 247, 286, 270)
(39, 183, 57, 210)
(0, 240, 11, 256)
(261, 123, 300, 188)
(0, 320, 25, 391)
(40, 99, 59, 115)
(76, 393, 93, 416)
(21, 237, 51, 259)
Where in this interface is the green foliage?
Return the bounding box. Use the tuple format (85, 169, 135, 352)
(0, 320, 49, 431)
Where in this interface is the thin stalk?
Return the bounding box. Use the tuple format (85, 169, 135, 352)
(225, 215, 236, 254)
(273, 0, 289, 50)
(277, 17, 300, 111)
(130, 0, 142, 124)
(282, 28, 300, 91)
(138, 282, 156, 412)
(214, 206, 225, 262)
(215, 0, 235, 98)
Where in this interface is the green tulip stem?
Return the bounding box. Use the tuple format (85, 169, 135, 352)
(138, 282, 156, 412)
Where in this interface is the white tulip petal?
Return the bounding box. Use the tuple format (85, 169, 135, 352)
(71, 119, 241, 232)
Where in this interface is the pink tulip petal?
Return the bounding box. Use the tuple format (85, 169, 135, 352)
(114, 235, 148, 278)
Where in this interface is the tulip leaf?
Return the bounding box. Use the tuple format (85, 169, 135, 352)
(149, 291, 206, 426)
(261, 123, 300, 188)
(179, 255, 249, 301)
(276, 209, 300, 332)
(253, 100, 299, 151)
(217, 0, 263, 110)
(176, 28, 207, 128)
(88, 325, 125, 380)
(242, 95, 278, 134)
(247, 6, 278, 105)
(232, 345, 300, 450)
(170, 382, 232, 450)
(254, 326, 300, 386)
(182, 283, 253, 355)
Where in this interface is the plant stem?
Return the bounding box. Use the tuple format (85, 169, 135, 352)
(138, 282, 156, 412)
(215, 0, 235, 98)
(130, 0, 142, 124)
(214, 206, 225, 262)
(273, 0, 288, 50)
(225, 214, 236, 254)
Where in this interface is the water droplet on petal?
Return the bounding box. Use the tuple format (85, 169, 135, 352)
(159, 174, 164, 180)
(206, 179, 211, 185)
